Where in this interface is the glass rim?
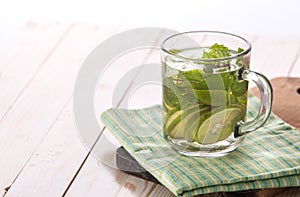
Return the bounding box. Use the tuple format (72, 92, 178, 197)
(161, 30, 252, 62)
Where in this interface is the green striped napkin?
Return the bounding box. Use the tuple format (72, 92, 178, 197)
(101, 95, 300, 197)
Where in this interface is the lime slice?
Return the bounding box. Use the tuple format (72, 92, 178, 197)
(170, 110, 199, 139)
(165, 105, 199, 134)
(169, 106, 210, 141)
(163, 99, 174, 111)
(165, 110, 182, 132)
(196, 107, 242, 145)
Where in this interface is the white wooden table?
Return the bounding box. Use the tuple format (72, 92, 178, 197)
(0, 21, 299, 197)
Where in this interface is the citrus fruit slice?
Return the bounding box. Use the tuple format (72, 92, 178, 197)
(164, 110, 182, 133)
(165, 104, 199, 134)
(169, 107, 210, 141)
(196, 107, 242, 145)
(163, 99, 174, 111)
(165, 105, 210, 139)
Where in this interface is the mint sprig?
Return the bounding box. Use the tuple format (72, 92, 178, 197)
(202, 43, 231, 59)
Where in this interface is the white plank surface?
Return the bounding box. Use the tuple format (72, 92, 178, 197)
(4, 103, 87, 196)
(65, 28, 167, 197)
(289, 48, 300, 77)
(64, 158, 128, 197)
(0, 22, 71, 195)
(250, 35, 300, 79)
(0, 21, 69, 126)
(116, 176, 158, 197)
(4, 24, 163, 197)
(3, 24, 122, 197)
(117, 175, 175, 197)
(0, 22, 299, 197)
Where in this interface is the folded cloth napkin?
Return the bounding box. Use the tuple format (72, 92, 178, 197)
(101, 95, 300, 197)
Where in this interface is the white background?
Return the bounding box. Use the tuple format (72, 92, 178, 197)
(1, 0, 300, 35)
(0, 0, 299, 55)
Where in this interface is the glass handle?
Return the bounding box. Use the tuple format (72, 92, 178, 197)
(234, 69, 273, 137)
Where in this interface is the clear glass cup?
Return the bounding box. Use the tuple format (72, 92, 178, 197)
(161, 31, 273, 157)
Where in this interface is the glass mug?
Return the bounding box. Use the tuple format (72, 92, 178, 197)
(161, 31, 272, 157)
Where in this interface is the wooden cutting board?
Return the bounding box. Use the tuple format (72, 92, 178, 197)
(116, 77, 300, 197)
(248, 77, 300, 197)
(251, 77, 300, 130)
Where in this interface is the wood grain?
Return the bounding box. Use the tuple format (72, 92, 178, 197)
(3, 24, 126, 197)
(0, 23, 299, 197)
(65, 27, 166, 197)
(0, 22, 70, 195)
(0, 22, 68, 120)
(250, 35, 300, 79)
(251, 77, 300, 130)
(289, 48, 300, 77)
